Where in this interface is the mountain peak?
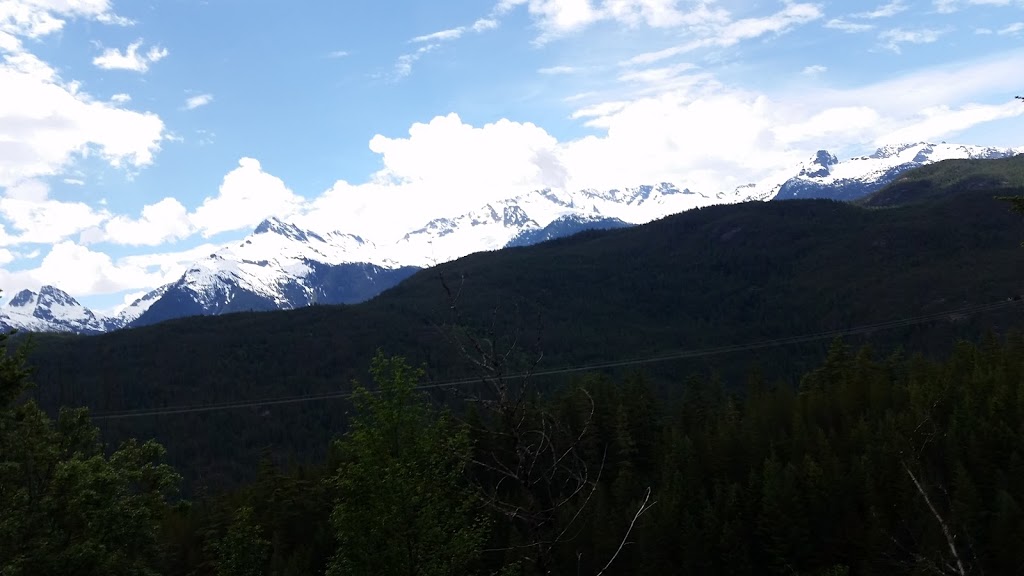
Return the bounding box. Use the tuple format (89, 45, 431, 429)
(870, 142, 928, 159)
(253, 217, 324, 243)
(798, 150, 839, 178)
(7, 288, 38, 308)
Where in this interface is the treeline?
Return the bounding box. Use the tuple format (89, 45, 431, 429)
(5, 327, 1024, 575)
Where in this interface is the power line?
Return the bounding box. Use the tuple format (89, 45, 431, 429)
(88, 298, 1021, 421)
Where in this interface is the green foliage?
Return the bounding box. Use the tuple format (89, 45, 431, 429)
(0, 328, 181, 576)
(211, 506, 270, 576)
(862, 154, 1024, 207)
(326, 352, 488, 576)
(24, 179, 1024, 489)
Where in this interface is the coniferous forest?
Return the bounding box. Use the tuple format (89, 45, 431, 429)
(3, 167, 1024, 575)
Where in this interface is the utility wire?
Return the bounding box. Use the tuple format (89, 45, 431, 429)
(88, 298, 1021, 421)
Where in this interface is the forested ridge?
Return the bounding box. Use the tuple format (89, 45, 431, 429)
(4, 162, 1024, 574)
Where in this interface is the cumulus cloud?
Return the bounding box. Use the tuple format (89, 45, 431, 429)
(0, 196, 109, 245)
(802, 64, 827, 75)
(0, 39, 164, 188)
(190, 158, 305, 237)
(302, 49, 1024, 241)
(0, 0, 128, 39)
(92, 40, 168, 72)
(184, 93, 214, 109)
(99, 198, 193, 246)
(0, 240, 222, 297)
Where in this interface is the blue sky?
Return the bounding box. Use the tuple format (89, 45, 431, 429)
(1, 0, 1023, 312)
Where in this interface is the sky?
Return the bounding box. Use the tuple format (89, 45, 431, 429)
(1, 0, 1023, 313)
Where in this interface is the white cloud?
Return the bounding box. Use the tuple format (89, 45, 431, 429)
(498, 0, 731, 39)
(854, 0, 909, 18)
(824, 19, 874, 33)
(0, 50, 164, 187)
(626, 3, 822, 65)
(0, 196, 109, 245)
(4, 178, 48, 201)
(998, 22, 1024, 34)
(99, 198, 193, 246)
(935, 0, 1021, 12)
(190, 158, 304, 237)
(802, 64, 827, 75)
(472, 18, 499, 31)
(539, 65, 581, 74)
(300, 49, 1024, 243)
(327, 50, 349, 58)
(300, 114, 566, 238)
(110, 92, 131, 103)
(0, 0, 128, 39)
(184, 93, 214, 109)
(879, 27, 948, 53)
(92, 40, 168, 72)
(411, 27, 465, 43)
(0, 240, 222, 297)
(0, 248, 12, 265)
(394, 43, 439, 78)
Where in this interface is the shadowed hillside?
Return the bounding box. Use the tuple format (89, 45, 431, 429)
(24, 179, 1024, 487)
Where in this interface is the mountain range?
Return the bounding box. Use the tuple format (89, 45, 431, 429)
(4, 140, 1021, 334)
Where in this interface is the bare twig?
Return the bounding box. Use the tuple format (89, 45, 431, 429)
(595, 486, 656, 576)
(902, 460, 968, 576)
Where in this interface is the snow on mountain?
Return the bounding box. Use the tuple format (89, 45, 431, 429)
(173, 216, 391, 309)
(770, 142, 1024, 201)
(128, 217, 420, 327)
(0, 286, 109, 334)
(11, 140, 1024, 334)
(389, 183, 728, 266)
(105, 285, 171, 329)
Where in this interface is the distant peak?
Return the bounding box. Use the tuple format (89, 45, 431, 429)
(798, 150, 838, 178)
(254, 216, 288, 234)
(870, 142, 930, 159)
(253, 217, 324, 243)
(7, 288, 38, 308)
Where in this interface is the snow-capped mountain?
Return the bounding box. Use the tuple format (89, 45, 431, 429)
(0, 286, 111, 334)
(770, 142, 1023, 201)
(389, 183, 727, 266)
(130, 217, 420, 327)
(8, 140, 1023, 334)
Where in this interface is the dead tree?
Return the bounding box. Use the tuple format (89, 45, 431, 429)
(433, 271, 655, 575)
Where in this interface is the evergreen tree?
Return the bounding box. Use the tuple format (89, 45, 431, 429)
(0, 324, 180, 576)
(326, 352, 488, 576)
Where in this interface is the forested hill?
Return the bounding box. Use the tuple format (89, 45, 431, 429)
(24, 178, 1024, 487)
(860, 153, 1024, 207)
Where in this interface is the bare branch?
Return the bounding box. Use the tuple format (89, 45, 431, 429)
(595, 486, 656, 576)
(902, 460, 968, 576)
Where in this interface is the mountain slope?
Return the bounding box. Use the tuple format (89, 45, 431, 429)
(130, 218, 420, 327)
(860, 153, 1024, 207)
(772, 142, 1022, 201)
(0, 286, 111, 334)
(11, 141, 1023, 335)
(25, 178, 1024, 486)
